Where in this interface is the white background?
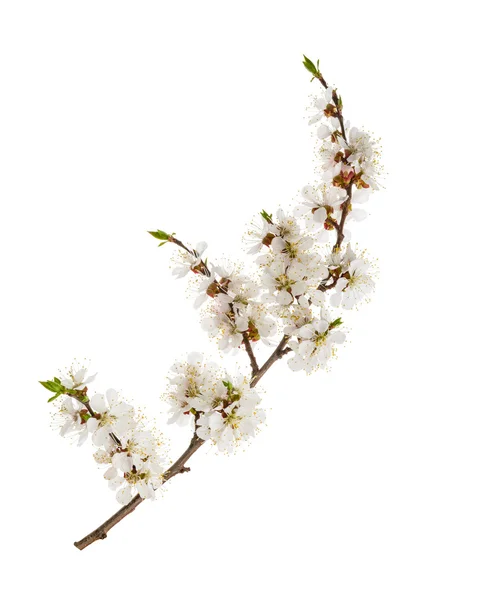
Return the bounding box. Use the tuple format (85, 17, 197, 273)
(1, 1, 486, 598)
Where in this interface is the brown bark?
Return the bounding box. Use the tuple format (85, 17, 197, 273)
(74, 434, 205, 550)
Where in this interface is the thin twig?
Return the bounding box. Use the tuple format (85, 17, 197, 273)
(242, 332, 259, 377)
(313, 73, 353, 287)
(251, 335, 291, 388)
(74, 433, 205, 550)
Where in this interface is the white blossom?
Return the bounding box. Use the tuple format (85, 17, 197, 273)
(165, 352, 209, 425)
(195, 372, 264, 452)
(108, 466, 160, 505)
(308, 89, 333, 125)
(330, 258, 375, 309)
(287, 308, 346, 373)
(341, 127, 382, 190)
(244, 214, 276, 255)
(201, 296, 246, 350)
(58, 397, 90, 445)
(295, 185, 347, 240)
(87, 389, 136, 447)
(61, 367, 96, 390)
(172, 241, 208, 279)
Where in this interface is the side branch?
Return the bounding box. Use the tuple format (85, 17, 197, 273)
(74, 433, 205, 550)
(251, 335, 291, 388)
(242, 333, 260, 377)
(73, 494, 144, 551)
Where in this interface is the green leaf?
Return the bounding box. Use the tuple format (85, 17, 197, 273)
(222, 380, 234, 392)
(260, 209, 273, 224)
(148, 229, 170, 241)
(40, 380, 63, 393)
(47, 392, 61, 403)
(329, 317, 343, 329)
(302, 54, 318, 76)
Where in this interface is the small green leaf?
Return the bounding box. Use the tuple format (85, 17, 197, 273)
(302, 54, 318, 76)
(40, 380, 63, 393)
(47, 392, 61, 403)
(148, 229, 170, 241)
(260, 209, 273, 224)
(329, 317, 343, 329)
(222, 380, 234, 392)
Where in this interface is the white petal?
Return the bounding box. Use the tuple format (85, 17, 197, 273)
(329, 331, 346, 344)
(77, 428, 89, 446)
(353, 189, 370, 204)
(291, 281, 307, 296)
(309, 290, 326, 306)
(136, 481, 151, 499)
(108, 476, 124, 490)
(276, 290, 293, 305)
(187, 352, 204, 366)
(300, 341, 315, 358)
(317, 124, 331, 139)
(92, 426, 109, 447)
(195, 241, 208, 256)
(316, 320, 329, 334)
(313, 207, 328, 223)
(315, 97, 327, 110)
(87, 417, 99, 433)
(90, 393, 107, 414)
(74, 368, 87, 384)
(112, 452, 133, 473)
(330, 293, 341, 308)
(104, 467, 118, 480)
(271, 237, 286, 253)
(287, 354, 304, 371)
(116, 486, 133, 505)
(106, 388, 118, 405)
(350, 208, 367, 222)
(293, 205, 309, 218)
(83, 373, 97, 385)
(298, 325, 314, 339)
(317, 229, 330, 243)
(115, 415, 136, 434)
(308, 113, 322, 125)
(301, 186, 319, 202)
(193, 294, 207, 309)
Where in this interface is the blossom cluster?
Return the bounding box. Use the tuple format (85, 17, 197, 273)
(165, 352, 265, 452)
(160, 67, 381, 374)
(308, 87, 382, 191)
(46, 367, 166, 505)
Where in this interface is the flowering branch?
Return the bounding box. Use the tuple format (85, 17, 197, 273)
(74, 433, 205, 550)
(74, 341, 289, 549)
(41, 56, 383, 551)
